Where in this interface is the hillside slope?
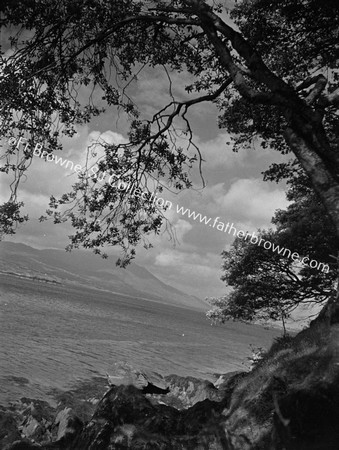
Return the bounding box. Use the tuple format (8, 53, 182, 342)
(0, 242, 206, 310)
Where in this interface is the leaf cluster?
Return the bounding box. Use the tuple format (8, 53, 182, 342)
(217, 0, 339, 155)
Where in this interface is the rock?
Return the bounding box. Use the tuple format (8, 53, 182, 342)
(141, 382, 169, 395)
(106, 365, 233, 409)
(1, 371, 237, 449)
(161, 374, 224, 409)
(53, 408, 77, 441)
(0, 410, 21, 449)
(19, 399, 55, 424)
(20, 416, 44, 441)
(4, 398, 55, 445)
(70, 384, 228, 449)
(106, 363, 169, 394)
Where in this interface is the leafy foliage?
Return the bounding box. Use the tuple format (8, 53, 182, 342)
(207, 168, 337, 328)
(0, 201, 28, 238)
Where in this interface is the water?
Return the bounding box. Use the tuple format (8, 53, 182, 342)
(0, 274, 279, 406)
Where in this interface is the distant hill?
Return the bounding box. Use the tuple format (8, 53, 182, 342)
(0, 242, 206, 310)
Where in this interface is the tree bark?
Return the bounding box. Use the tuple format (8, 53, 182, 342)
(284, 127, 339, 323)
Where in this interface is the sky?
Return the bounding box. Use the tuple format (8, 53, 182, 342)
(0, 3, 291, 300)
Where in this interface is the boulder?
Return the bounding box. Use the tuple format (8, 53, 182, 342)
(4, 398, 55, 445)
(19, 398, 55, 424)
(106, 363, 169, 394)
(20, 416, 44, 441)
(53, 407, 83, 441)
(160, 374, 224, 409)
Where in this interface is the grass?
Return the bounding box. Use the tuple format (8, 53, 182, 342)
(222, 320, 339, 449)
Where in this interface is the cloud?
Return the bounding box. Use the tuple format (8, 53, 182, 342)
(194, 178, 288, 231)
(151, 249, 225, 298)
(215, 178, 288, 228)
(198, 133, 245, 170)
(155, 249, 183, 267)
(172, 219, 193, 242)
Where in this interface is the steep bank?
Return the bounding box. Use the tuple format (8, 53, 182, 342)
(223, 320, 339, 449)
(2, 321, 339, 449)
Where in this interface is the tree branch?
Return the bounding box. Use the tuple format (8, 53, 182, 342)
(197, 20, 278, 105)
(296, 74, 327, 92)
(145, 77, 233, 144)
(305, 75, 327, 105)
(186, 0, 295, 97)
(24, 14, 200, 80)
(321, 86, 339, 108)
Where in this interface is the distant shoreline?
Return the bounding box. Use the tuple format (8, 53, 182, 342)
(0, 270, 61, 285)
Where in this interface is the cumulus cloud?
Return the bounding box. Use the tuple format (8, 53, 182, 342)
(193, 178, 288, 231)
(151, 249, 225, 298)
(215, 178, 288, 228)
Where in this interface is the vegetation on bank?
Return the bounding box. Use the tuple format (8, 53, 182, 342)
(223, 319, 339, 449)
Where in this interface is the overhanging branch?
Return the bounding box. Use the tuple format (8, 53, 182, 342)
(321, 86, 339, 108)
(24, 13, 201, 81)
(142, 76, 233, 148)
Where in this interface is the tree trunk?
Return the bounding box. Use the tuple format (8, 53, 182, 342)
(284, 127, 339, 324)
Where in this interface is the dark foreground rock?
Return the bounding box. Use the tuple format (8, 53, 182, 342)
(1, 370, 235, 450)
(69, 385, 228, 449)
(0, 410, 21, 448)
(2, 384, 228, 450)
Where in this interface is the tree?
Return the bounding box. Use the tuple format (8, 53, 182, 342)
(207, 163, 337, 332)
(1, 1, 339, 316)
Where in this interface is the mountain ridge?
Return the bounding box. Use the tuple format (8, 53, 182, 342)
(0, 241, 206, 310)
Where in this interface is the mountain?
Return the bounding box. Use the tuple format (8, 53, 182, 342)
(0, 241, 206, 310)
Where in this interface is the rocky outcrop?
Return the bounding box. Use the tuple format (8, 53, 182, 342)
(2, 384, 229, 450)
(1, 371, 233, 450)
(0, 398, 56, 449)
(105, 363, 228, 409)
(70, 384, 228, 449)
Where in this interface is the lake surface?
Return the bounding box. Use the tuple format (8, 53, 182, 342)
(0, 274, 279, 406)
